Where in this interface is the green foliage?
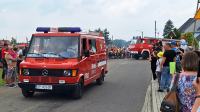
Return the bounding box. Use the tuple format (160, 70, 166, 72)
(182, 32, 199, 49)
(112, 39, 128, 48)
(163, 20, 174, 38)
(0, 69, 5, 86)
(173, 28, 181, 39)
(94, 28, 111, 45)
(11, 37, 17, 45)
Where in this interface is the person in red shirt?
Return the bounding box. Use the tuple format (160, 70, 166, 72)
(1, 43, 8, 80)
(5, 46, 17, 87)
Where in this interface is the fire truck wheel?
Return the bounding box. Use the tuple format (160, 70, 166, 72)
(142, 52, 149, 59)
(96, 72, 105, 85)
(73, 78, 84, 99)
(134, 54, 139, 60)
(22, 89, 34, 98)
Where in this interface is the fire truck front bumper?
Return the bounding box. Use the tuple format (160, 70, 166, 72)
(130, 51, 139, 54)
(18, 82, 78, 92)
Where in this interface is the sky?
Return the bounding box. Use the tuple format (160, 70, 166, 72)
(0, 0, 197, 42)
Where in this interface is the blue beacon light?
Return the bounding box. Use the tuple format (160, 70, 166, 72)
(58, 27, 81, 33)
(36, 27, 81, 33)
(36, 27, 50, 33)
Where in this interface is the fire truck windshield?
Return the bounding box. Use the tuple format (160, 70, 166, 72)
(136, 39, 152, 44)
(136, 39, 144, 44)
(27, 36, 79, 58)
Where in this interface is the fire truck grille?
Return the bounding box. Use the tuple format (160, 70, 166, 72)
(28, 69, 64, 77)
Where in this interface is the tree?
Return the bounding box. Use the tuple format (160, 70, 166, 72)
(112, 39, 127, 48)
(103, 29, 111, 45)
(94, 28, 111, 45)
(94, 28, 101, 33)
(173, 28, 181, 39)
(11, 37, 17, 45)
(163, 20, 174, 38)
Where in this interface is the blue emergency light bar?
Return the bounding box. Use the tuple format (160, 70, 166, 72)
(36, 27, 81, 33)
(59, 27, 81, 33)
(36, 27, 50, 33)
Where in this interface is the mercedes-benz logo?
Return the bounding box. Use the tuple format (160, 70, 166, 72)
(42, 69, 48, 76)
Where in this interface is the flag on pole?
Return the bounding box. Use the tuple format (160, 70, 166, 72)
(194, 8, 200, 20)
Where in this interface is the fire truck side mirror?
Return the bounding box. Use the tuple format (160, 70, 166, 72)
(84, 50, 90, 57)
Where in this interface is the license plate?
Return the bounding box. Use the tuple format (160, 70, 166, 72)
(35, 85, 53, 90)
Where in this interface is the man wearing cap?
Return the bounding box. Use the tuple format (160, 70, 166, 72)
(159, 43, 176, 92)
(171, 40, 182, 73)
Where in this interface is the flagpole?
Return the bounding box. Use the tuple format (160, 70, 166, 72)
(193, 0, 200, 48)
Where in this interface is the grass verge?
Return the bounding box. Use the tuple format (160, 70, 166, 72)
(0, 68, 5, 86)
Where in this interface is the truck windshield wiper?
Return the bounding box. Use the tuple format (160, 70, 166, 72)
(41, 52, 66, 59)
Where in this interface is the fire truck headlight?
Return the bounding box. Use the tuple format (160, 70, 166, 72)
(23, 69, 29, 76)
(63, 70, 72, 77)
(63, 70, 77, 77)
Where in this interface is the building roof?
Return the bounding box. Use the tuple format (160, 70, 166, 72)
(179, 18, 196, 33)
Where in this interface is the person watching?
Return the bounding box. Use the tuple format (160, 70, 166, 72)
(192, 78, 200, 112)
(1, 43, 8, 80)
(159, 43, 176, 92)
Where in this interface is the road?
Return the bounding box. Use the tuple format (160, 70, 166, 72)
(0, 59, 152, 112)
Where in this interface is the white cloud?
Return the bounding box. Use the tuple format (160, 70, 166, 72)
(104, 0, 147, 16)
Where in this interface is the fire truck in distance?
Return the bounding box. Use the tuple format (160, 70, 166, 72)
(128, 37, 159, 59)
(18, 27, 108, 99)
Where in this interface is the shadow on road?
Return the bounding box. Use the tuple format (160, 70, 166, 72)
(23, 82, 100, 101)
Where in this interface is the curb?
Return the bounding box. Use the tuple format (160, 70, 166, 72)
(151, 80, 158, 112)
(141, 83, 152, 112)
(141, 79, 167, 112)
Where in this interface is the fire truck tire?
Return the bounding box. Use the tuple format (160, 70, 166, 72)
(96, 72, 105, 85)
(142, 52, 149, 59)
(22, 89, 34, 98)
(73, 78, 84, 99)
(134, 54, 139, 60)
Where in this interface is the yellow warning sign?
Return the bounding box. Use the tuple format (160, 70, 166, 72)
(194, 8, 200, 20)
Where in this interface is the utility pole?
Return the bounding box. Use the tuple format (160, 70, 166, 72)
(142, 31, 144, 38)
(155, 21, 157, 38)
(112, 35, 114, 47)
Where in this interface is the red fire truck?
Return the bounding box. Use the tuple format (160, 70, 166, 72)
(128, 37, 159, 59)
(18, 27, 108, 99)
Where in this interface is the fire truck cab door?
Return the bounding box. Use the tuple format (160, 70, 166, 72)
(88, 39, 97, 78)
(81, 38, 97, 80)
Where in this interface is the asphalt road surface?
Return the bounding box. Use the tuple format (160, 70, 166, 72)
(0, 59, 152, 112)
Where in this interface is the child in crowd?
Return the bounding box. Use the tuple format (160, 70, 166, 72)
(156, 52, 164, 89)
(150, 51, 158, 80)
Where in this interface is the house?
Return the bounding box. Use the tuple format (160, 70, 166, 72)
(179, 18, 200, 40)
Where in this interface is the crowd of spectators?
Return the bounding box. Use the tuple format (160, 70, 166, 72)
(150, 40, 200, 112)
(0, 43, 27, 87)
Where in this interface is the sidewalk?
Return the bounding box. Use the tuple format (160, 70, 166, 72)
(141, 80, 167, 112)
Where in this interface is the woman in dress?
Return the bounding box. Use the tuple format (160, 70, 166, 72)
(176, 52, 199, 112)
